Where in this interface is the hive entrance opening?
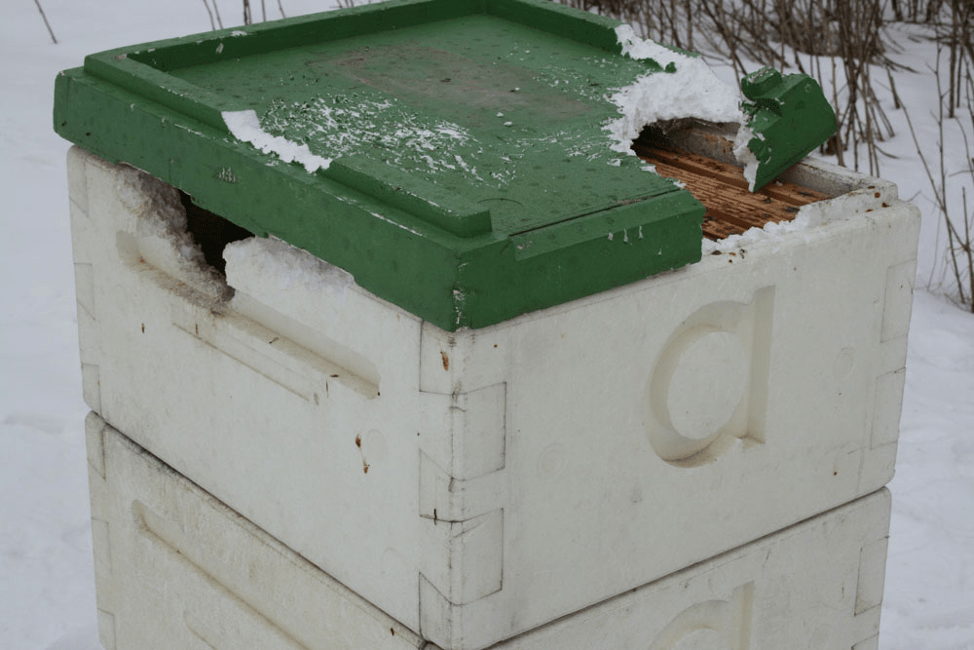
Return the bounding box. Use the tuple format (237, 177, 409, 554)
(179, 191, 254, 276)
(632, 125, 831, 240)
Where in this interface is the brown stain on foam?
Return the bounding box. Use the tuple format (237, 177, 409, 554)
(355, 434, 370, 474)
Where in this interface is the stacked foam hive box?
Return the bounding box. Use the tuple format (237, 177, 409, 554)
(68, 135, 919, 649)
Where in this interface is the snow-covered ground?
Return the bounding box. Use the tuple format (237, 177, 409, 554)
(1, 1, 971, 648)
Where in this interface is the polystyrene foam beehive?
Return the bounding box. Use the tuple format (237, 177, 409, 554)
(86, 412, 891, 650)
(69, 143, 917, 650)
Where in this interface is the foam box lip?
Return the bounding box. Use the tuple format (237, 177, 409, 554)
(68, 143, 918, 650)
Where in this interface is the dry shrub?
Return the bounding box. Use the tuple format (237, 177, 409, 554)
(564, 0, 898, 174)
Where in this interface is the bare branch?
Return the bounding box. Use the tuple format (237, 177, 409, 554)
(33, 0, 57, 44)
(202, 0, 217, 30)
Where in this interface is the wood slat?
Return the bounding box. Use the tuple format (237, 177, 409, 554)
(634, 143, 830, 206)
(632, 139, 831, 240)
(652, 160, 799, 230)
(702, 216, 746, 240)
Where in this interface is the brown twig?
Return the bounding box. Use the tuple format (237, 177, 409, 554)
(33, 0, 57, 44)
(202, 0, 216, 29)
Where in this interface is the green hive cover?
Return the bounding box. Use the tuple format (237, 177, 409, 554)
(54, 0, 710, 331)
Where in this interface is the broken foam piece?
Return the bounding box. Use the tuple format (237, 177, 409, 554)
(737, 67, 837, 192)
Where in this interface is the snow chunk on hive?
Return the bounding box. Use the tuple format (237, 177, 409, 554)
(700, 184, 881, 256)
(608, 25, 744, 155)
(113, 163, 230, 300)
(223, 110, 332, 173)
(733, 125, 762, 192)
(224, 235, 353, 298)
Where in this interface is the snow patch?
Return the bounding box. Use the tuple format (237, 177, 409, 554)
(223, 109, 332, 173)
(224, 235, 353, 297)
(608, 25, 744, 155)
(700, 183, 883, 256)
(701, 212, 812, 256)
(113, 163, 229, 299)
(733, 125, 761, 192)
(615, 24, 685, 68)
(229, 98, 477, 179)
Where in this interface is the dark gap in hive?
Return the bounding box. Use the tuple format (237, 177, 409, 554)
(179, 191, 254, 275)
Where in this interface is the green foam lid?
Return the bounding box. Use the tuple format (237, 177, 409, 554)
(54, 0, 705, 330)
(740, 67, 837, 192)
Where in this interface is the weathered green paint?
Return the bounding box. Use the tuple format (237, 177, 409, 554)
(54, 0, 706, 331)
(323, 156, 493, 238)
(741, 67, 837, 192)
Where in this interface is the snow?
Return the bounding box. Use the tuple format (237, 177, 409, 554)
(1, 2, 972, 649)
(253, 93, 481, 178)
(223, 236, 354, 297)
(608, 26, 744, 155)
(223, 108, 333, 173)
(112, 161, 231, 301)
(701, 173, 893, 255)
(733, 124, 761, 191)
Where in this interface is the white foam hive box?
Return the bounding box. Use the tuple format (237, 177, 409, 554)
(68, 144, 918, 650)
(87, 412, 891, 650)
